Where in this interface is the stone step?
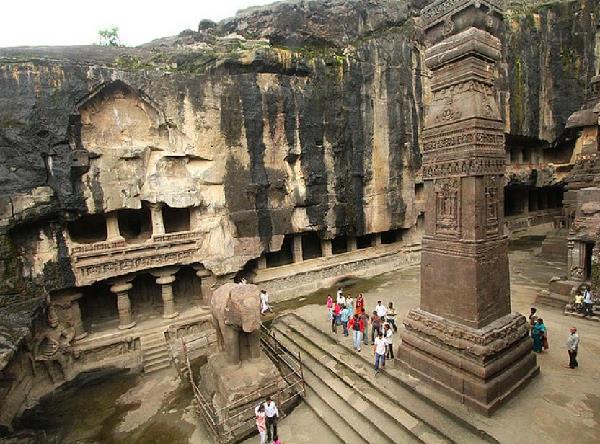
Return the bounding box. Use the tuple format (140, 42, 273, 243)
(144, 348, 170, 360)
(144, 361, 171, 374)
(302, 385, 363, 444)
(536, 292, 569, 309)
(272, 323, 426, 444)
(564, 310, 600, 322)
(144, 353, 171, 367)
(278, 313, 494, 444)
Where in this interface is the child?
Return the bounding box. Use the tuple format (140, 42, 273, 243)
(273, 435, 282, 444)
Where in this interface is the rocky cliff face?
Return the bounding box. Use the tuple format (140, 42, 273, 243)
(0, 0, 598, 301)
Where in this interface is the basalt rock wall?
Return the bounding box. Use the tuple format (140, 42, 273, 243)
(0, 0, 598, 301)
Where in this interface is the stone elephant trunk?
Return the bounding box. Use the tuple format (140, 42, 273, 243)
(211, 283, 262, 367)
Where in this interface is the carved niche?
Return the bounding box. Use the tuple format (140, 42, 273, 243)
(434, 177, 461, 237)
(485, 175, 499, 236)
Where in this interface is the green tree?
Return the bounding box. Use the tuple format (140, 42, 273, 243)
(97, 27, 121, 47)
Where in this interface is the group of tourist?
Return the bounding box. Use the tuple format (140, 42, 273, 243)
(254, 396, 281, 444)
(327, 288, 397, 373)
(572, 285, 595, 316)
(529, 306, 581, 369)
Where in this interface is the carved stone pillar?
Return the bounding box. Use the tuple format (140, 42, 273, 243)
(150, 203, 165, 236)
(522, 189, 530, 214)
(347, 236, 357, 252)
(373, 234, 382, 247)
(152, 267, 179, 319)
(257, 255, 268, 270)
(106, 212, 122, 241)
(398, 0, 538, 414)
(292, 234, 303, 263)
(110, 281, 136, 330)
(320, 239, 333, 257)
(194, 266, 217, 306)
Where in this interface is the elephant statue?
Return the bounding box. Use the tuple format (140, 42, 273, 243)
(211, 282, 262, 367)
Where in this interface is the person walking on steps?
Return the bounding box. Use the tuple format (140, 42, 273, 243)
(371, 311, 381, 344)
(263, 396, 278, 443)
(386, 302, 397, 332)
(566, 326, 580, 369)
(326, 294, 333, 321)
(254, 403, 267, 444)
(384, 323, 394, 360)
(332, 302, 341, 334)
(375, 300, 387, 322)
(348, 313, 364, 352)
(360, 308, 370, 346)
(341, 303, 352, 337)
(373, 330, 386, 374)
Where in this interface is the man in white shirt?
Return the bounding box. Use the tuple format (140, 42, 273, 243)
(566, 326, 580, 369)
(373, 331, 386, 373)
(336, 287, 346, 306)
(263, 396, 278, 442)
(375, 301, 387, 320)
(583, 287, 594, 316)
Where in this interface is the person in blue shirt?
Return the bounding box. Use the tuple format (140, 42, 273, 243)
(341, 304, 352, 336)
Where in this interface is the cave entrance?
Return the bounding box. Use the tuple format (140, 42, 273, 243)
(332, 235, 348, 255)
(68, 214, 107, 244)
(162, 206, 191, 233)
(266, 235, 293, 267)
(302, 232, 322, 260)
(80, 282, 118, 333)
(117, 204, 152, 243)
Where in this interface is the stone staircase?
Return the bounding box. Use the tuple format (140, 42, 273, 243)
(140, 331, 172, 374)
(271, 313, 497, 444)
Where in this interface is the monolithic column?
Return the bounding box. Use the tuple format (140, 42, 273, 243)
(51, 290, 88, 340)
(372, 234, 382, 247)
(292, 234, 303, 263)
(257, 255, 268, 270)
(321, 239, 333, 257)
(106, 212, 122, 241)
(398, 0, 538, 414)
(194, 266, 216, 306)
(152, 268, 179, 319)
(347, 236, 357, 252)
(150, 203, 165, 236)
(110, 281, 136, 330)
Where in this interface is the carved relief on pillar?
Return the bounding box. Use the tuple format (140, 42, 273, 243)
(434, 177, 460, 238)
(485, 175, 499, 236)
(50, 290, 88, 341)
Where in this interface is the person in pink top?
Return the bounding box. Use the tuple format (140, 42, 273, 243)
(326, 294, 333, 322)
(273, 435, 282, 444)
(254, 403, 267, 444)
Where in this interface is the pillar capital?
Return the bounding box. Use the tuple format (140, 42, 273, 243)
(155, 275, 176, 285)
(150, 266, 179, 280)
(110, 282, 132, 294)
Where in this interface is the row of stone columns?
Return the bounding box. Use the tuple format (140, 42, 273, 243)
(108, 265, 215, 330)
(259, 233, 385, 268)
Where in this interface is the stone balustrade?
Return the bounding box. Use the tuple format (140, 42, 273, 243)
(70, 230, 203, 286)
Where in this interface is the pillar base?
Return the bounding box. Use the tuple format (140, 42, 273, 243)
(163, 311, 179, 320)
(118, 321, 136, 330)
(398, 309, 539, 415)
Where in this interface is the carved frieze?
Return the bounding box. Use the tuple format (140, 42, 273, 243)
(422, 157, 506, 179)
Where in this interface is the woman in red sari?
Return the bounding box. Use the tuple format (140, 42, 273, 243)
(355, 293, 365, 315)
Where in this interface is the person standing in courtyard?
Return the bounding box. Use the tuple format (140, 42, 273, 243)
(386, 302, 397, 332)
(360, 308, 370, 346)
(337, 287, 345, 305)
(384, 323, 394, 360)
(332, 302, 341, 334)
(263, 396, 278, 443)
(341, 303, 352, 336)
(254, 403, 267, 444)
(326, 294, 333, 321)
(566, 326, 580, 369)
(371, 311, 381, 344)
(375, 300, 387, 322)
(348, 313, 364, 352)
(355, 293, 365, 315)
(583, 286, 594, 316)
(532, 318, 547, 353)
(373, 330, 386, 374)
(528, 307, 538, 332)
